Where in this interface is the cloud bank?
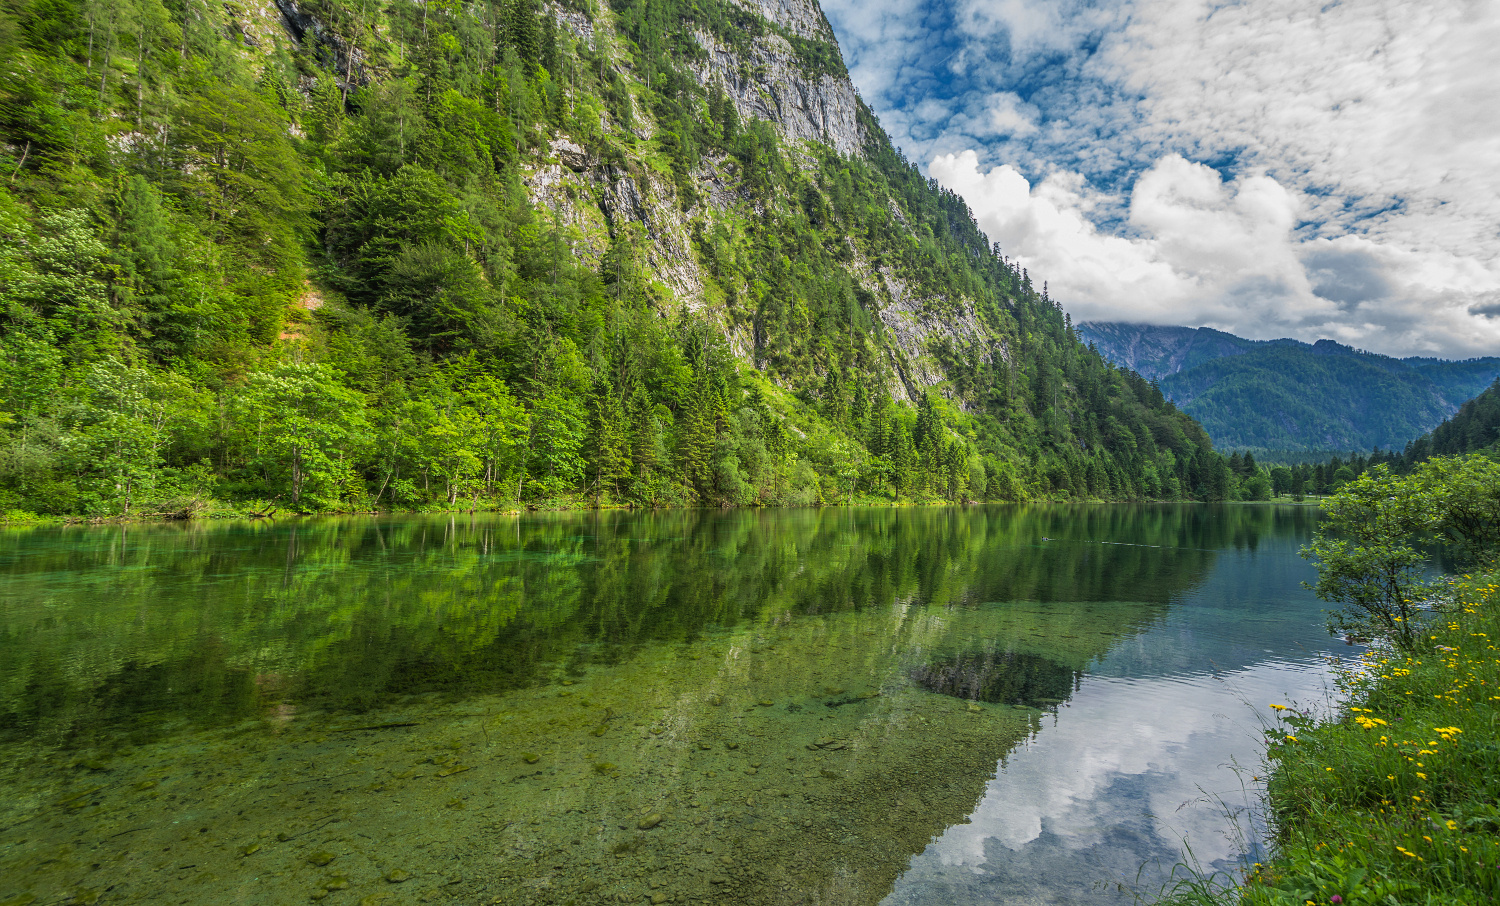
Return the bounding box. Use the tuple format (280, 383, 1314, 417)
(821, 0, 1500, 358)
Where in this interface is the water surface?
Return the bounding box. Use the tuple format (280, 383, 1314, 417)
(0, 504, 1341, 905)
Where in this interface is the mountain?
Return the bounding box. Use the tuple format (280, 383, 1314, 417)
(0, 0, 1245, 517)
(1077, 323, 1500, 456)
(1403, 378, 1500, 463)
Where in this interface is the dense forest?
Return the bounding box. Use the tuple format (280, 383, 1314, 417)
(1079, 323, 1500, 457)
(1401, 378, 1500, 463)
(1276, 378, 1500, 495)
(0, 0, 1250, 518)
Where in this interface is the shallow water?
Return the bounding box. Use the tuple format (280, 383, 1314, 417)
(0, 504, 1343, 905)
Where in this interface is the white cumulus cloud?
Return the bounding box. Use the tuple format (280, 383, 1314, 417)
(930, 150, 1500, 356)
(824, 0, 1500, 357)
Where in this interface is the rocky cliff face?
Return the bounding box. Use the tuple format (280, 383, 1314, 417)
(732, 0, 836, 40)
(1077, 322, 1261, 382)
(691, 29, 864, 158)
(240, 0, 1006, 405)
(509, 0, 1006, 405)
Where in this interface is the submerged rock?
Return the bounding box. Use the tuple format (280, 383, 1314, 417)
(308, 851, 336, 867)
(637, 813, 663, 829)
(911, 650, 1081, 708)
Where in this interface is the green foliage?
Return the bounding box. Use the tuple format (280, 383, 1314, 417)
(232, 364, 371, 510)
(0, 0, 1242, 518)
(1302, 466, 1440, 650)
(1080, 324, 1500, 457)
(1302, 456, 1500, 650)
(1181, 573, 1500, 906)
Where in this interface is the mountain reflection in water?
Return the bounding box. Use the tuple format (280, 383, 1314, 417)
(0, 504, 1326, 906)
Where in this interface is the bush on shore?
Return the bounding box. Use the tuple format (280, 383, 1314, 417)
(1162, 454, 1500, 905)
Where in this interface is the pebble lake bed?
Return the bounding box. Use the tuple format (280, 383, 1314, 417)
(0, 505, 1346, 905)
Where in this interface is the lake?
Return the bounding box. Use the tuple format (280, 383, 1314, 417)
(0, 504, 1348, 905)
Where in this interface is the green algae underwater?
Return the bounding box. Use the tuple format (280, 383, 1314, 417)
(0, 504, 1305, 905)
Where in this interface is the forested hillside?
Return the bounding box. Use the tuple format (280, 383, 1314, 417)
(1079, 323, 1500, 456)
(1265, 379, 1500, 498)
(1401, 379, 1500, 462)
(0, 0, 1243, 518)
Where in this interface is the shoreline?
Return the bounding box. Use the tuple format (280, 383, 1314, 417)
(0, 495, 1324, 529)
(1164, 568, 1500, 904)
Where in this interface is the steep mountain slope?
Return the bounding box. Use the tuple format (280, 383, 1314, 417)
(1075, 322, 1273, 382)
(0, 0, 1239, 516)
(1402, 379, 1500, 463)
(1079, 323, 1500, 454)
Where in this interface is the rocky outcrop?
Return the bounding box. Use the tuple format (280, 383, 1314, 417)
(523, 158, 707, 310)
(875, 270, 992, 406)
(529, 0, 992, 403)
(550, 2, 597, 41)
(730, 0, 837, 41)
(272, 0, 373, 95)
(691, 30, 864, 158)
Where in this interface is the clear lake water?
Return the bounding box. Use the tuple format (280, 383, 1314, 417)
(0, 504, 1349, 905)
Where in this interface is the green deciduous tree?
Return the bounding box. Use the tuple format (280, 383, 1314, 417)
(1302, 456, 1500, 651)
(525, 389, 586, 498)
(234, 364, 370, 510)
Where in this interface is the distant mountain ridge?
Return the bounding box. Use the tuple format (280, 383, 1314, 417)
(1403, 378, 1500, 463)
(1077, 323, 1500, 455)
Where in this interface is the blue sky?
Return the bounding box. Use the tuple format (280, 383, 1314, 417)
(819, 0, 1500, 359)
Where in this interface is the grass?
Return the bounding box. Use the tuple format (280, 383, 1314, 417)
(1160, 570, 1500, 905)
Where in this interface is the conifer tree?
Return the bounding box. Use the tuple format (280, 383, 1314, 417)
(505, 0, 542, 67)
(589, 382, 631, 501)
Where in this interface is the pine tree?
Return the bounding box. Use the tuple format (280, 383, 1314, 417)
(505, 0, 542, 67)
(677, 375, 716, 498)
(111, 174, 181, 353)
(891, 421, 914, 501)
(589, 383, 631, 501)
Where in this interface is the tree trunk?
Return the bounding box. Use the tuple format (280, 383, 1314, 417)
(291, 446, 303, 506)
